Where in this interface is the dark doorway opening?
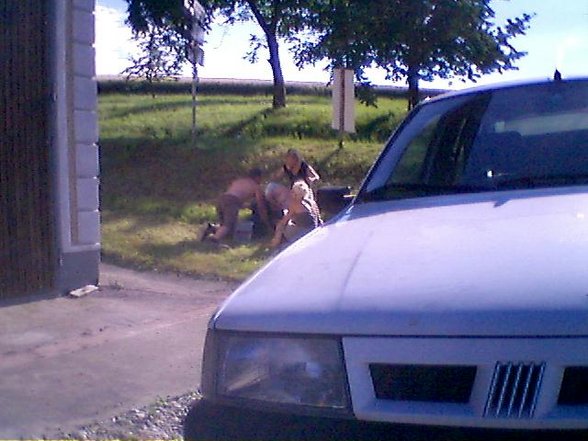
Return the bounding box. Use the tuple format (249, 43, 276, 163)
(1, 0, 55, 299)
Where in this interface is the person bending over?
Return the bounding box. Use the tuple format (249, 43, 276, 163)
(203, 168, 270, 243)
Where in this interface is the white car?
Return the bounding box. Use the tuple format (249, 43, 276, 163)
(185, 77, 588, 440)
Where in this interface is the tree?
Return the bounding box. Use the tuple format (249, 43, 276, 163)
(292, 0, 371, 70)
(122, 25, 187, 94)
(290, 0, 380, 105)
(125, 0, 306, 109)
(369, 0, 533, 109)
(126, 0, 196, 39)
(292, 0, 532, 110)
(124, 0, 207, 82)
(207, 0, 309, 108)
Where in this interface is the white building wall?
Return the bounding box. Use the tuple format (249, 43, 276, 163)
(54, 0, 100, 253)
(52, 0, 100, 291)
(72, 0, 100, 247)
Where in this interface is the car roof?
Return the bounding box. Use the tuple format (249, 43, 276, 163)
(424, 76, 588, 105)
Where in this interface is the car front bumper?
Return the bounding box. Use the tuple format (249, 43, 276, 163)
(184, 399, 588, 441)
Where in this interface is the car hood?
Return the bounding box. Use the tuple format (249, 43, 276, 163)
(213, 187, 588, 337)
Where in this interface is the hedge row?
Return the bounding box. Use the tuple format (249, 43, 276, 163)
(98, 78, 329, 96)
(97, 77, 446, 99)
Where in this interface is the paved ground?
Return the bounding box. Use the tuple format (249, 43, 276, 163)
(0, 264, 236, 439)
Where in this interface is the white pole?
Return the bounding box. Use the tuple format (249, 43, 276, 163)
(191, 41, 197, 147)
(190, 0, 198, 147)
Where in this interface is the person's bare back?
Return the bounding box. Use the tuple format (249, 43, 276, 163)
(225, 177, 261, 204)
(202, 168, 270, 243)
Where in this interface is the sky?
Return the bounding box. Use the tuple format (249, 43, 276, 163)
(95, 0, 588, 90)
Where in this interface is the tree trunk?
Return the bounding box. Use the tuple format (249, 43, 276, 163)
(245, 0, 286, 109)
(267, 32, 286, 108)
(407, 65, 420, 111)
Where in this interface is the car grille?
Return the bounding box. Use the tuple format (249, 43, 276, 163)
(370, 364, 477, 403)
(558, 366, 588, 405)
(484, 361, 545, 419)
(344, 337, 588, 428)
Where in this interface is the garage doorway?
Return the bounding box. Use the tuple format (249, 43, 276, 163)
(0, 0, 55, 299)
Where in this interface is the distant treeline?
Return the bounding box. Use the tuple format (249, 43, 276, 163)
(97, 77, 447, 99)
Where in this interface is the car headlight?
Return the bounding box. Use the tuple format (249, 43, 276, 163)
(212, 333, 349, 410)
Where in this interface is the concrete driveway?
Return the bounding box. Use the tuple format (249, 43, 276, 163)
(0, 264, 236, 439)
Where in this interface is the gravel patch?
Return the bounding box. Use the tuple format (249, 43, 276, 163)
(59, 391, 200, 440)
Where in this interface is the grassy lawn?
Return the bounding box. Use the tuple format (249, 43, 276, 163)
(99, 92, 407, 281)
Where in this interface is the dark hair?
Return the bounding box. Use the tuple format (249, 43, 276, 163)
(286, 148, 302, 162)
(248, 167, 263, 178)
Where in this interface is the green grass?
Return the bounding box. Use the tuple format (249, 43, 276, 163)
(99, 92, 407, 281)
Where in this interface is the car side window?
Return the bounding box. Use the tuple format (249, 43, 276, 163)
(360, 80, 588, 204)
(388, 118, 438, 184)
(388, 96, 489, 187)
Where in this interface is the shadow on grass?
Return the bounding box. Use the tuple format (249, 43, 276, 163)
(101, 242, 270, 282)
(102, 98, 273, 121)
(216, 108, 340, 141)
(220, 108, 276, 137)
(355, 111, 400, 142)
(141, 238, 218, 256)
(196, 98, 273, 107)
(100, 211, 178, 233)
(138, 236, 273, 258)
(102, 99, 191, 120)
(101, 203, 224, 235)
(99, 130, 264, 155)
(99, 136, 266, 203)
(316, 145, 347, 170)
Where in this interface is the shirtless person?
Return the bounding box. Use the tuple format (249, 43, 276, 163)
(203, 168, 270, 243)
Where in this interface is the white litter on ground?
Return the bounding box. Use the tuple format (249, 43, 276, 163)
(68, 284, 99, 298)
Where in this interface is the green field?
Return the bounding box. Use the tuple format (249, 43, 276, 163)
(99, 91, 408, 280)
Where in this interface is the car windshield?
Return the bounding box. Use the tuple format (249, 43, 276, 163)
(360, 80, 588, 202)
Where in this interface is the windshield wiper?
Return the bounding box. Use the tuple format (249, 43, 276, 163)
(493, 174, 588, 189)
(361, 182, 491, 202)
